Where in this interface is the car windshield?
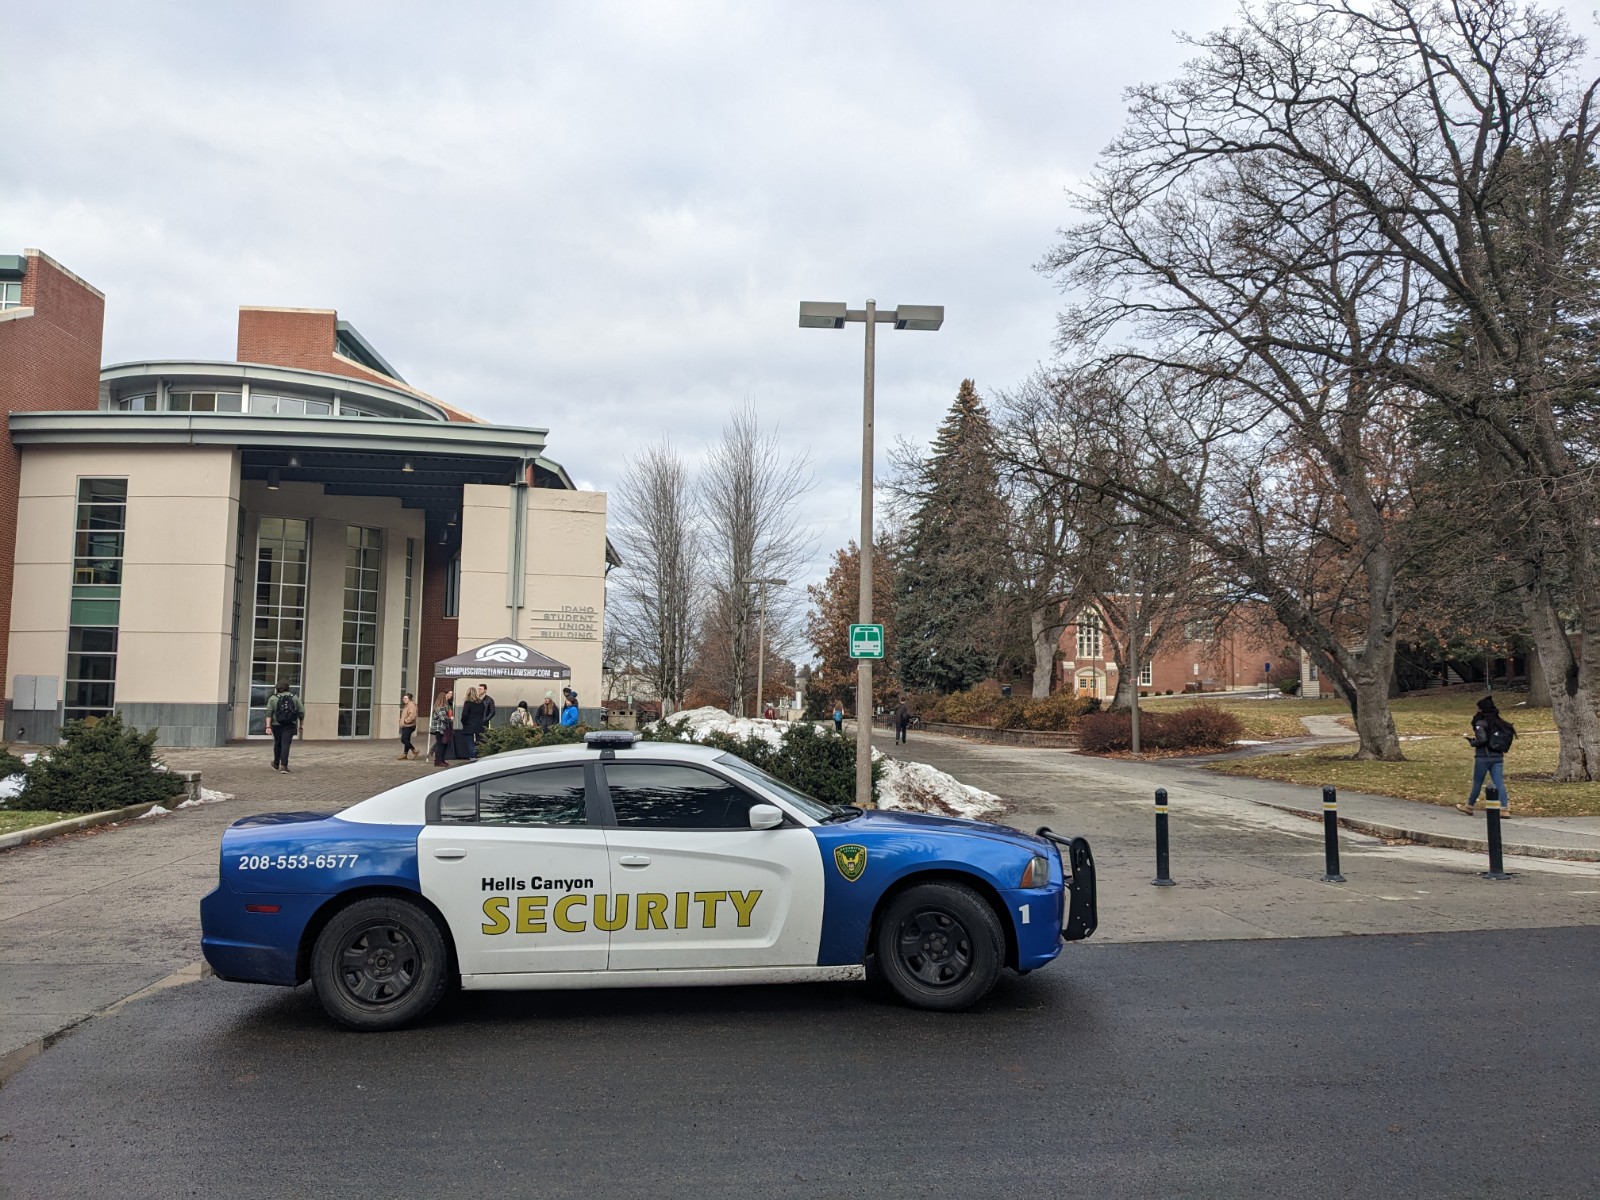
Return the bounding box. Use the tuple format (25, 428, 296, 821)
(714, 754, 838, 821)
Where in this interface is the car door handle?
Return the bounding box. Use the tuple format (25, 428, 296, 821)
(618, 855, 652, 868)
(432, 848, 468, 861)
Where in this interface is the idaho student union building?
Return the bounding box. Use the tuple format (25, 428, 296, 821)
(0, 248, 613, 746)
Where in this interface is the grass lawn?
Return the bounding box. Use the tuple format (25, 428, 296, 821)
(0, 809, 72, 835)
(1211, 730, 1600, 818)
(1139, 694, 1347, 740)
(1334, 692, 1559, 736)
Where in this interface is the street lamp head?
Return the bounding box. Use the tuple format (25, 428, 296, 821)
(798, 301, 847, 329)
(893, 304, 944, 331)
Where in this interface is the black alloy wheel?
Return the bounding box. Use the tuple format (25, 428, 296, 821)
(311, 896, 450, 1031)
(873, 882, 1004, 1012)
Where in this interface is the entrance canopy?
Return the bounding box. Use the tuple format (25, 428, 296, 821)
(434, 638, 571, 681)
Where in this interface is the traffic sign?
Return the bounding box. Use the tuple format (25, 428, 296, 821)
(849, 624, 885, 660)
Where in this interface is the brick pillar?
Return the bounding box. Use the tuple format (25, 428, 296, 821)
(0, 250, 105, 696)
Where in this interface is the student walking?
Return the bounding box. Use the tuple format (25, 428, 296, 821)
(894, 700, 911, 745)
(832, 704, 844, 734)
(398, 692, 418, 760)
(1457, 695, 1516, 818)
(430, 689, 455, 767)
(267, 681, 304, 773)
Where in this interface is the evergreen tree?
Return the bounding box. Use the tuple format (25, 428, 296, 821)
(895, 380, 1013, 693)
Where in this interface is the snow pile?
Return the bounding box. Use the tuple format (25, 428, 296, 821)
(176, 787, 234, 809)
(1234, 739, 1270, 746)
(666, 707, 789, 747)
(874, 756, 1004, 821)
(657, 707, 1004, 821)
(136, 805, 171, 819)
(0, 773, 23, 801)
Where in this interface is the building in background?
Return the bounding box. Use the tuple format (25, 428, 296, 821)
(1059, 603, 1290, 699)
(0, 249, 613, 746)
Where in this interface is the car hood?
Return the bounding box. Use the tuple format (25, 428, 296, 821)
(843, 807, 1046, 851)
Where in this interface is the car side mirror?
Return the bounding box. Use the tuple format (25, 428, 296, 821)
(748, 804, 784, 830)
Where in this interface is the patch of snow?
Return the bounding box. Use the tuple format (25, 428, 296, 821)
(656, 708, 1003, 820)
(875, 757, 1004, 821)
(0, 772, 25, 800)
(176, 787, 234, 809)
(20, 752, 38, 764)
(136, 805, 171, 819)
(1234, 739, 1271, 746)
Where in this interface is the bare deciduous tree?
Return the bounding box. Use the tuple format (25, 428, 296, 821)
(611, 440, 702, 714)
(699, 405, 814, 716)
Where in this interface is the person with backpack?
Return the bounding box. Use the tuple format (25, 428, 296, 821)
(1457, 695, 1515, 818)
(266, 681, 304, 773)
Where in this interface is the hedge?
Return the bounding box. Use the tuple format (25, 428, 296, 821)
(1077, 705, 1243, 753)
(641, 717, 881, 807)
(905, 685, 1096, 732)
(11, 713, 186, 814)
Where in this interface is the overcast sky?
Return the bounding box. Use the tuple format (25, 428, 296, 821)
(8, 0, 1591, 606)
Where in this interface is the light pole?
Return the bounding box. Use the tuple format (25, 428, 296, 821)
(800, 300, 943, 807)
(741, 575, 787, 717)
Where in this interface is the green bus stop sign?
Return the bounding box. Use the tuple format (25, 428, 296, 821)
(849, 624, 885, 660)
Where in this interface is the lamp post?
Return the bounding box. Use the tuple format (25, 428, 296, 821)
(800, 300, 943, 807)
(741, 575, 787, 717)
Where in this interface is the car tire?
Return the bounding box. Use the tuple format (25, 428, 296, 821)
(873, 882, 1004, 1012)
(310, 896, 450, 1031)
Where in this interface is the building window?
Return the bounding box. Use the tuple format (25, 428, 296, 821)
(401, 538, 415, 694)
(248, 518, 310, 735)
(443, 552, 461, 619)
(64, 478, 127, 724)
(1139, 663, 1153, 688)
(1183, 618, 1217, 643)
(0, 280, 21, 310)
(113, 392, 157, 412)
(339, 526, 381, 737)
(1075, 611, 1102, 659)
(248, 392, 332, 417)
(168, 390, 243, 413)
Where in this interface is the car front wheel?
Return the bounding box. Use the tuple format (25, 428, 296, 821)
(311, 896, 450, 1031)
(874, 882, 1004, 1012)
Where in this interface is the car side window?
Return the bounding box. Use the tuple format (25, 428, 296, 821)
(603, 762, 763, 830)
(436, 766, 589, 826)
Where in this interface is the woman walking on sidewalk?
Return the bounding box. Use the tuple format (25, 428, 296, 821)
(398, 692, 418, 760)
(1457, 695, 1515, 818)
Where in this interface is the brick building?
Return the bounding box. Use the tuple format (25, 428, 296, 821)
(1, 250, 613, 746)
(1059, 603, 1291, 699)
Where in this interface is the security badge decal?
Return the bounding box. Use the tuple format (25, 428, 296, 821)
(833, 844, 868, 883)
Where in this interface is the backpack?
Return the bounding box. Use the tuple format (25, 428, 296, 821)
(1487, 720, 1515, 754)
(273, 693, 298, 726)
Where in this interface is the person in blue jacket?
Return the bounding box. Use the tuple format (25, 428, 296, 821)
(559, 687, 580, 727)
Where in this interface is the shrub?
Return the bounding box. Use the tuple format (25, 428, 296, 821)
(16, 714, 186, 814)
(1077, 705, 1243, 754)
(942, 688, 1001, 727)
(0, 745, 26, 782)
(638, 714, 882, 805)
(478, 722, 590, 757)
(1017, 691, 1091, 731)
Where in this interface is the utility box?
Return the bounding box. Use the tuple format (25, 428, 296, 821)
(9, 675, 60, 744)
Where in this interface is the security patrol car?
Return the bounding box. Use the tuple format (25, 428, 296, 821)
(201, 732, 1097, 1030)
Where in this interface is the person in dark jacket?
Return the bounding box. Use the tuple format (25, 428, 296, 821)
(1457, 695, 1515, 817)
(459, 686, 487, 760)
(266, 681, 304, 773)
(534, 691, 559, 730)
(893, 700, 911, 745)
(430, 689, 455, 767)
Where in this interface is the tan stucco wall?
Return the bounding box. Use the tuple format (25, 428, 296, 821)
(7, 445, 239, 715)
(456, 484, 607, 712)
(233, 482, 426, 739)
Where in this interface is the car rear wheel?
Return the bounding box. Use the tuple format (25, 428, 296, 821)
(311, 896, 449, 1031)
(874, 882, 1003, 1012)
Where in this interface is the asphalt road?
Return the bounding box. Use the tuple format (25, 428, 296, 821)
(2, 927, 1597, 1199)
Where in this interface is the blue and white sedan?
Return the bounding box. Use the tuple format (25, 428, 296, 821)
(201, 732, 1097, 1029)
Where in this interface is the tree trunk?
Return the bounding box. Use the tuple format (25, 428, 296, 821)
(1527, 652, 1550, 708)
(1519, 582, 1600, 780)
(1349, 666, 1402, 761)
(1028, 607, 1064, 699)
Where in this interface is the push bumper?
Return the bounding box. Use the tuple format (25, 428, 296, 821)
(1036, 828, 1098, 942)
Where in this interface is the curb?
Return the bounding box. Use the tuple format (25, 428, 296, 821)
(0, 800, 168, 851)
(1255, 800, 1600, 863)
(0, 960, 212, 1088)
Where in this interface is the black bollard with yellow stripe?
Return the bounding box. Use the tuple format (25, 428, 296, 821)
(1320, 785, 1345, 883)
(1152, 788, 1175, 886)
(1482, 785, 1512, 881)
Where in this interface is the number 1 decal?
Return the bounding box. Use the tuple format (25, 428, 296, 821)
(1019, 903, 1031, 925)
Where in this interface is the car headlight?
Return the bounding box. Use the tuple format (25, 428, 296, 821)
(1020, 854, 1051, 888)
